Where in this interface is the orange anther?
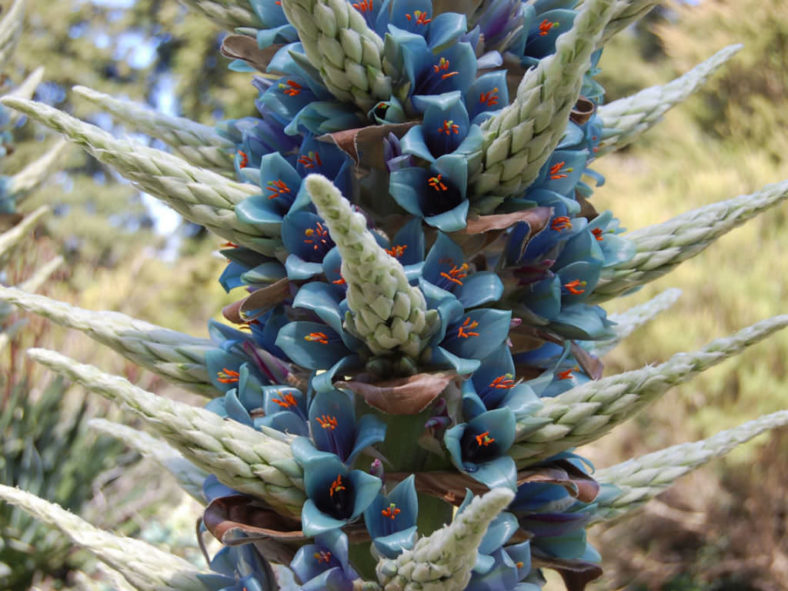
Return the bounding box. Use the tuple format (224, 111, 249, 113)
(272, 392, 298, 408)
(298, 151, 323, 169)
(266, 179, 291, 199)
(428, 174, 448, 191)
(563, 279, 587, 295)
(591, 228, 604, 241)
(316, 414, 338, 430)
(238, 151, 249, 169)
(438, 119, 460, 135)
(549, 161, 572, 180)
(280, 79, 302, 96)
(551, 216, 572, 231)
(405, 10, 431, 24)
(475, 431, 495, 447)
(489, 375, 515, 389)
(381, 503, 401, 519)
(305, 331, 329, 344)
(329, 475, 346, 497)
(479, 88, 499, 107)
(314, 550, 332, 563)
(539, 19, 559, 36)
(457, 316, 480, 339)
(217, 368, 240, 384)
(352, 0, 372, 12)
(557, 368, 574, 380)
(440, 263, 469, 286)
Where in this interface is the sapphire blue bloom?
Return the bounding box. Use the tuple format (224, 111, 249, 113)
(293, 439, 382, 536)
(289, 529, 358, 591)
(389, 156, 469, 231)
(309, 388, 386, 464)
(460, 344, 543, 417)
(422, 232, 503, 309)
(444, 407, 517, 490)
(362, 474, 418, 558)
(422, 288, 512, 374)
(208, 544, 276, 591)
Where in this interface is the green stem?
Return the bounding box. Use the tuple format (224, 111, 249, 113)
(416, 493, 454, 537)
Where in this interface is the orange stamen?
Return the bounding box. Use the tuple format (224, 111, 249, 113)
(266, 179, 291, 199)
(563, 279, 587, 295)
(305, 331, 329, 344)
(405, 10, 431, 24)
(549, 161, 572, 180)
(314, 550, 332, 563)
(298, 151, 323, 169)
(557, 368, 574, 380)
(272, 392, 298, 409)
(217, 368, 240, 384)
(386, 244, 408, 258)
(440, 263, 469, 286)
(237, 151, 249, 169)
(475, 431, 495, 447)
(304, 222, 330, 251)
(539, 19, 559, 36)
(329, 475, 346, 497)
(489, 375, 515, 389)
(438, 119, 460, 135)
(352, 0, 372, 12)
(428, 174, 448, 191)
(457, 316, 480, 339)
(381, 503, 401, 520)
(479, 88, 499, 107)
(591, 228, 604, 241)
(280, 79, 302, 96)
(551, 216, 572, 231)
(316, 414, 338, 430)
(433, 57, 458, 80)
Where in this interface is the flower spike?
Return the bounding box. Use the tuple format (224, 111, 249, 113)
(591, 179, 788, 302)
(0, 205, 49, 266)
(584, 288, 682, 357)
(511, 315, 788, 465)
(5, 139, 70, 202)
(304, 174, 438, 359)
(0, 286, 219, 397)
(0, 0, 24, 68)
(596, 44, 743, 157)
(599, 0, 663, 46)
(27, 348, 306, 518)
(0, 485, 218, 591)
(278, 0, 391, 111)
(0, 97, 277, 254)
(89, 418, 210, 503)
(472, 0, 617, 206)
(73, 86, 236, 176)
(177, 0, 263, 30)
(591, 410, 788, 524)
(376, 488, 515, 591)
(3, 66, 44, 124)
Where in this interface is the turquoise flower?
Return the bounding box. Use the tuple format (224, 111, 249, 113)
(444, 406, 517, 490)
(422, 288, 511, 374)
(289, 530, 358, 591)
(422, 232, 503, 309)
(208, 545, 276, 591)
(248, 0, 298, 48)
(293, 439, 382, 536)
(308, 388, 386, 464)
(362, 474, 418, 558)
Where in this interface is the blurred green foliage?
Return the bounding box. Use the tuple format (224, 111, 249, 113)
(585, 1, 788, 589)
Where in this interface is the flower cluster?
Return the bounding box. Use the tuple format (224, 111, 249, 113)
(2, 0, 788, 590)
